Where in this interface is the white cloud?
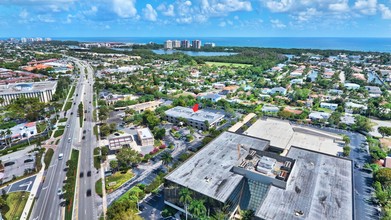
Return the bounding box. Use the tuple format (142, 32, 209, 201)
(379, 4, 391, 19)
(142, 4, 158, 21)
(219, 21, 226, 27)
(200, 0, 252, 15)
(157, 4, 175, 16)
(296, 8, 320, 22)
(329, 1, 349, 12)
(176, 17, 192, 24)
(270, 19, 286, 28)
(19, 9, 29, 19)
(37, 14, 55, 23)
(83, 6, 98, 16)
(265, 0, 293, 13)
(353, 0, 377, 15)
(112, 0, 137, 18)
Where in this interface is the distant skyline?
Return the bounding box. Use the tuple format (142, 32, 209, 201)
(1, 0, 391, 38)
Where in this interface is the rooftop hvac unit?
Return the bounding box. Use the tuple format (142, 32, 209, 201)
(277, 171, 288, 181)
(281, 161, 292, 171)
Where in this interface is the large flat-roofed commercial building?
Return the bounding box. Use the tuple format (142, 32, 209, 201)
(0, 81, 57, 106)
(165, 106, 224, 130)
(245, 118, 344, 156)
(164, 132, 353, 220)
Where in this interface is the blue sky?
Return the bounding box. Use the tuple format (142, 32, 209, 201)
(1, 0, 391, 37)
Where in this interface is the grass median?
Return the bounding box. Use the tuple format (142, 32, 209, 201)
(65, 149, 79, 220)
(44, 148, 54, 170)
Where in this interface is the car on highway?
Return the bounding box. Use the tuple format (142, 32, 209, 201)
(68, 138, 71, 143)
(86, 189, 91, 197)
(57, 188, 63, 195)
(67, 124, 70, 128)
(80, 172, 84, 178)
(71, 112, 73, 115)
(58, 153, 64, 160)
(87, 171, 91, 177)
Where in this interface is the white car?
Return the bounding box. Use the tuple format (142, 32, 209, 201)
(57, 188, 63, 195)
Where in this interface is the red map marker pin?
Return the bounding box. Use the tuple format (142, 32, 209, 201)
(192, 103, 199, 112)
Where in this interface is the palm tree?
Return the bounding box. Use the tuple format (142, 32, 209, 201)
(179, 187, 193, 220)
(189, 199, 207, 218)
(161, 151, 173, 168)
(0, 131, 5, 146)
(5, 129, 12, 147)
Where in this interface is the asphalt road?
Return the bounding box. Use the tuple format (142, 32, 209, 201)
(31, 58, 87, 220)
(76, 60, 99, 220)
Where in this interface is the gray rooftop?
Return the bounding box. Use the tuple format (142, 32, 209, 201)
(165, 106, 225, 124)
(0, 81, 57, 95)
(165, 132, 269, 202)
(137, 127, 153, 140)
(256, 146, 353, 220)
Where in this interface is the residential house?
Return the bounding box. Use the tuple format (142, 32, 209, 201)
(198, 93, 222, 103)
(320, 102, 338, 111)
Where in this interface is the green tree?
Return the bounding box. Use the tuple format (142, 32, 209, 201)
(189, 199, 207, 218)
(179, 187, 193, 220)
(378, 126, 391, 137)
(0, 197, 6, 208)
(353, 115, 372, 132)
(376, 168, 391, 187)
(116, 148, 141, 170)
(240, 209, 255, 220)
(153, 127, 166, 140)
(161, 151, 173, 168)
(110, 160, 118, 173)
(342, 135, 351, 145)
(343, 146, 351, 157)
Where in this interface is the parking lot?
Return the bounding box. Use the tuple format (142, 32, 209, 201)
(139, 189, 166, 220)
(0, 145, 37, 182)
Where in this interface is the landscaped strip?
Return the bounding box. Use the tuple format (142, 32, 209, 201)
(1, 191, 29, 220)
(44, 148, 54, 170)
(64, 149, 79, 220)
(95, 179, 103, 197)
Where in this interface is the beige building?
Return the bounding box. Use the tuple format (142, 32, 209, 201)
(0, 81, 57, 106)
(137, 127, 154, 146)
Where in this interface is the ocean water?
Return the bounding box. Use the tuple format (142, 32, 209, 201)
(55, 37, 391, 53)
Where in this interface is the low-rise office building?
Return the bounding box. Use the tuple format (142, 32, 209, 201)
(164, 132, 353, 220)
(137, 127, 154, 147)
(165, 106, 224, 130)
(0, 81, 57, 106)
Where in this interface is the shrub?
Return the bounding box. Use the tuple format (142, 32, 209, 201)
(159, 144, 166, 149)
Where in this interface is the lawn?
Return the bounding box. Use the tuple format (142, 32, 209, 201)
(95, 179, 103, 197)
(44, 148, 54, 170)
(93, 125, 99, 140)
(53, 129, 64, 138)
(205, 61, 252, 67)
(105, 170, 134, 192)
(1, 191, 29, 220)
(64, 101, 73, 111)
(36, 122, 47, 133)
(59, 118, 68, 123)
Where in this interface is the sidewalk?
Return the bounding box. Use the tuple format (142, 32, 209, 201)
(100, 161, 108, 220)
(20, 156, 45, 220)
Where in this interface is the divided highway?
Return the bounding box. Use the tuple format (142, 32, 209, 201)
(31, 57, 96, 220)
